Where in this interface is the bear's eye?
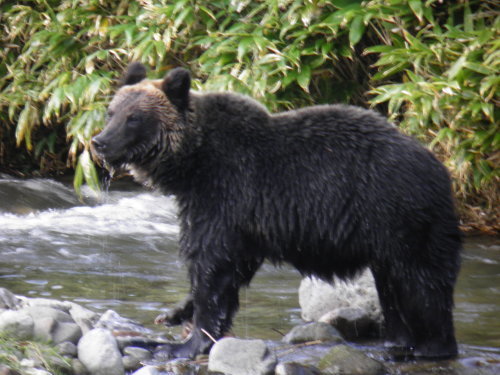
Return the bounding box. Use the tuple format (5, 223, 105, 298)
(106, 110, 114, 119)
(127, 114, 141, 127)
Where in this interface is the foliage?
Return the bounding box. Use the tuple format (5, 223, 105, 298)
(369, 1, 499, 208)
(0, 0, 497, 218)
(0, 331, 70, 374)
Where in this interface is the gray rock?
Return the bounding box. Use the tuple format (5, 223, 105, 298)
(275, 362, 321, 375)
(208, 338, 276, 375)
(318, 344, 385, 375)
(122, 355, 142, 371)
(67, 302, 99, 334)
(26, 308, 82, 344)
(123, 346, 152, 361)
(299, 270, 382, 327)
(0, 288, 21, 310)
(0, 310, 34, 340)
(283, 322, 343, 344)
(71, 358, 89, 375)
(56, 341, 78, 357)
(320, 307, 381, 339)
(122, 347, 152, 370)
(77, 328, 124, 375)
(52, 321, 82, 344)
(131, 366, 160, 375)
(95, 310, 153, 335)
(24, 306, 74, 323)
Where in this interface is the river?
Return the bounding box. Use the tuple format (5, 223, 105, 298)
(0, 175, 498, 369)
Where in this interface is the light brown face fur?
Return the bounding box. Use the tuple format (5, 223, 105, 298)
(92, 80, 184, 172)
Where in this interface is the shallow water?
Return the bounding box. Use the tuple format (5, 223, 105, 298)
(0, 175, 498, 365)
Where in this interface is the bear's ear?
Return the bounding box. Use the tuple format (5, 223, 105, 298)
(162, 68, 191, 112)
(120, 62, 147, 86)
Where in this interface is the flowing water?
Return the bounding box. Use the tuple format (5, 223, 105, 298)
(0, 175, 498, 368)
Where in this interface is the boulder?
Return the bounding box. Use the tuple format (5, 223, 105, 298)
(283, 322, 343, 344)
(319, 307, 381, 339)
(77, 328, 124, 375)
(0, 288, 22, 310)
(299, 269, 382, 338)
(208, 338, 276, 375)
(318, 344, 385, 375)
(0, 310, 34, 340)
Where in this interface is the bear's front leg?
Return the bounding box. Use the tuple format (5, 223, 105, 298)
(154, 294, 194, 326)
(154, 257, 261, 359)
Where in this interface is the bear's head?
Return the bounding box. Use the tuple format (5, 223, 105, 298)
(91, 63, 191, 173)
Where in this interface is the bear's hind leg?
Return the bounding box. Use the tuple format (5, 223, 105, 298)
(372, 258, 458, 359)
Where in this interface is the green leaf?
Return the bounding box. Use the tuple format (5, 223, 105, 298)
(297, 65, 311, 92)
(446, 55, 467, 80)
(409, 0, 424, 23)
(349, 15, 365, 47)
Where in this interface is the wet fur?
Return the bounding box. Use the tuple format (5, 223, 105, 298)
(92, 64, 462, 360)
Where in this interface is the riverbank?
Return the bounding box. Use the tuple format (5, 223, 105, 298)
(1, 287, 499, 375)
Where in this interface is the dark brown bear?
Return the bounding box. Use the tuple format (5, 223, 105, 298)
(92, 63, 462, 360)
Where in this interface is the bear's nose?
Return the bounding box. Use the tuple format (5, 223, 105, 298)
(91, 136, 106, 152)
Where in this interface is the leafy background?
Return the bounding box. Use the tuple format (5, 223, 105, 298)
(0, 0, 498, 231)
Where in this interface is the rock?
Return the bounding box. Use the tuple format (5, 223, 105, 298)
(319, 307, 381, 339)
(95, 310, 153, 335)
(122, 356, 142, 371)
(122, 347, 153, 371)
(0, 288, 22, 310)
(275, 362, 321, 375)
(0, 364, 21, 375)
(299, 270, 382, 336)
(52, 321, 82, 344)
(71, 358, 89, 375)
(124, 346, 152, 360)
(24, 306, 74, 323)
(24, 307, 82, 344)
(318, 344, 385, 375)
(67, 302, 99, 334)
(77, 328, 124, 375)
(283, 322, 343, 344)
(56, 341, 78, 357)
(208, 338, 276, 375)
(0, 310, 34, 340)
(131, 366, 160, 375)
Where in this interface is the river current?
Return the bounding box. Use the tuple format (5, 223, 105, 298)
(0, 175, 498, 364)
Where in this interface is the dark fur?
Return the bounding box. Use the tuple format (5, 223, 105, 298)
(92, 64, 462, 359)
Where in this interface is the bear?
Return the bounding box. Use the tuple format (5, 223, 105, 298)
(91, 62, 462, 360)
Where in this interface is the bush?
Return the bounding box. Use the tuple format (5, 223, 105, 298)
(0, 0, 497, 225)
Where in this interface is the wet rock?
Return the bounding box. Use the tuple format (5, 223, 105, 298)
(164, 358, 201, 374)
(56, 341, 78, 357)
(131, 366, 160, 375)
(319, 307, 381, 339)
(96, 310, 153, 335)
(208, 338, 276, 375)
(123, 347, 153, 371)
(0, 365, 21, 375)
(124, 346, 153, 360)
(318, 344, 385, 375)
(0, 310, 34, 340)
(275, 362, 321, 375)
(22, 306, 82, 344)
(299, 270, 382, 338)
(283, 322, 343, 344)
(71, 358, 89, 375)
(0, 288, 22, 310)
(67, 302, 99, 334)
(77, 328, 124, 375)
